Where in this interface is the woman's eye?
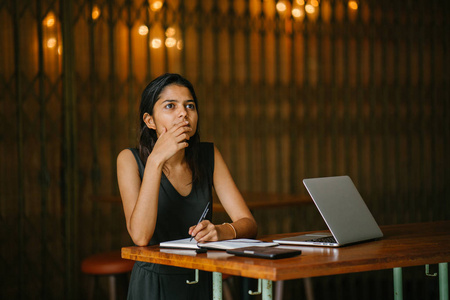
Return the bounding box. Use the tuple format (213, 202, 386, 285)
(165, 104, 174, 109)
(186, 104, 196, 110)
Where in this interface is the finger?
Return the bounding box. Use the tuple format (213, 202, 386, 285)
(194, 222, 216, 242)
(173, 126, 193, 139)
(196, 227, 217, 242)
(158, 127, 168, 137)
(188, 225, 196, 236)
(192, 220, 212, 239)
(190, 221, 206, 237)
(175, 133, 191, 144)
(169, 120, 189, 132)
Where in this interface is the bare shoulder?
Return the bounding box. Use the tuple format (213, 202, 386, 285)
(117, 149, 138, 173)
(117, 148, 134, 162)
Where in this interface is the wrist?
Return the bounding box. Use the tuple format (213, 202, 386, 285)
(146, 153, 165, 170)
(222, 222, 237, 239)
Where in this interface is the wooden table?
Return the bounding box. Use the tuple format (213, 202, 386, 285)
(122, 221, 450, 300)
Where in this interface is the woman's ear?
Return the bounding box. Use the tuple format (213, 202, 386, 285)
(143, 113, 156, 130)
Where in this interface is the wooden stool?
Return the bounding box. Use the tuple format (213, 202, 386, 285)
(81, 250, 135, 300)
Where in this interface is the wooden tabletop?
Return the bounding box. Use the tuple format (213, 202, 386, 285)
(121, 221, 450, 281)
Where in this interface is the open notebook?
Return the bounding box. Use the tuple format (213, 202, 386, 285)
(160, 238, 278, 250)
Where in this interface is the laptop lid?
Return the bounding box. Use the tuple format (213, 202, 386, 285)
(274, 176, 383, 247)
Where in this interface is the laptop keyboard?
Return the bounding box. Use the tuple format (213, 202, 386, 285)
(306, 236, 337, 243)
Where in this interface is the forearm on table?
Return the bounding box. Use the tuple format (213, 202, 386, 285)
(219, 217, 258, 240)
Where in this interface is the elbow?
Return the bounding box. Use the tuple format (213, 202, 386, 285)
(133, 239, 150, 247)
(128, 225, 152, 246)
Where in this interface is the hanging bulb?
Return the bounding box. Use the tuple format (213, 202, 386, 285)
(139, 25, 149, 36)
(92, 5, 101, 20)
(276, 1, 287, 13)
(150, 0, 163, 12)
(44, 12, 56, 27)
(47, 37, 57, 48)
(151, 38, 162, 48)
(348, 0, 358, 10)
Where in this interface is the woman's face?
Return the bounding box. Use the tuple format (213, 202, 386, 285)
(146, 84, 198, 138)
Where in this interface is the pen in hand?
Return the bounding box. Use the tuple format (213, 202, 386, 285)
(190, 202, 210, 241)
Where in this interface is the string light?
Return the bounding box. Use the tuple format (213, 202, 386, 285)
(305, 3, 315, 14)
(177, 40, 183, 50)
(150, 0, 163, 12)
(151, 38, 162, 48)
(165, 27, 176, 37)
(348, 0, 358, 10)
(44, 12, 56, 27)
(292, 7, 304, 19)
(142, 23, 182, 50)
(165, 37, 176, 48)
(92, 5, 101, 20)
(47, 37, 57, 48)
(277, 0, 319, 18)
(276, 1, 287, 13)
(138, 25, 149, 36)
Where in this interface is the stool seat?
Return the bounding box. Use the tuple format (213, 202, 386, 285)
(81, 250, 134, 275)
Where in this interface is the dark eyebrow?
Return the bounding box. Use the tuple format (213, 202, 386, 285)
(161, 99, 177, 104)
(161, 99, 194, 104)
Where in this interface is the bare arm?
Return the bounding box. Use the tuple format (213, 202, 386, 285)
(189, 145, 258, 241)
(117, 149, 162, 246)
(117, 121, 192, 246)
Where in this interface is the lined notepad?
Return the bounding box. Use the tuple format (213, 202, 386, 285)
(160, 238, 278, 250)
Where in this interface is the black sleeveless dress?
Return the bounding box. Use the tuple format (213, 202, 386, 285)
(127, 143, 214, 300)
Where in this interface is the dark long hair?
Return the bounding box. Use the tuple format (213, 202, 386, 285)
(138, 73, 202, 184)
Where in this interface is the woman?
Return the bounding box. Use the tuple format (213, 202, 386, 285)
(117, 73, 257, 299)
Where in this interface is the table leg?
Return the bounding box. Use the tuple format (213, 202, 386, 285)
(393, 267, 403, 300)
(439, 263, 449, 300)
(213, 272, 223, 300)
(248, 279, 273, 300)
(262, 279, 273, 300)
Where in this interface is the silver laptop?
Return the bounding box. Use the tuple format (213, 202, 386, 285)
(273, 176, 383, 247)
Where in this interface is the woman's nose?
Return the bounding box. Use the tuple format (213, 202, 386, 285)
(178, 106, 187, 118)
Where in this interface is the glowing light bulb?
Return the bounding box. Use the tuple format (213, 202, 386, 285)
(92, 5, 101, 20)
(276, 2, 287, 13)
(296, 0, 305, 5)
(45, 12, 56, 27)
(177, 40, 183, 50)
(311, 0, 319, 7)
(165, 27, 176, 37)
(292, 8, 304, 19)
(151, 38, 162, 48)
(151, 1, 163, 11)
(138, 25, 149, 35)
(305, 4, 315, 14)
(165, 37, 176, 48)
(348, 1, 358, 10)
(47, 38, 57, 48)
